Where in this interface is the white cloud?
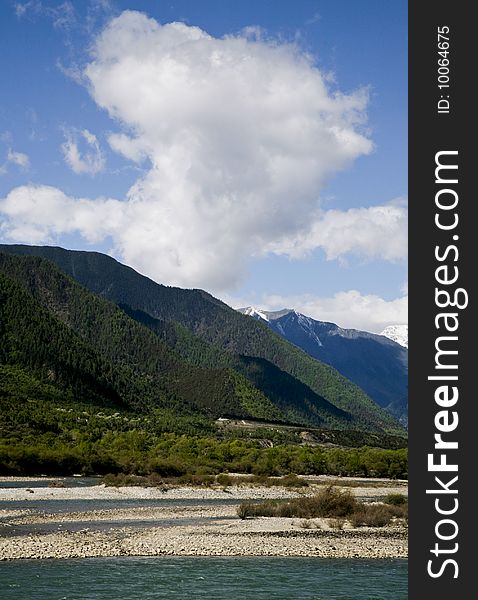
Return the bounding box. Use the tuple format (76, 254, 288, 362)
(14, 1, 76, 29)
(0, 149, 30, 175)
(50, 1, 76, 31)
(266, 199, 408, 261)
(82, 11, 373, 289)
(14, 1, 42, 18)
(306, 12, 322, 26)
(1, 12, 404, 292)
(7, 149, 30, 169)
(0, 184, 121, 243)
(61, 128, 105, 175)
(257, 290, 408, 333)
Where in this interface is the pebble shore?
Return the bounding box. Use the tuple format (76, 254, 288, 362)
(0, 479, 408, 561)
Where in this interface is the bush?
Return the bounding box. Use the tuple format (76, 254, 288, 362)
(103, 473, 149, 487)
(236, 486, 357, 519)
(384, 493, 407, 505)
(102, 472, 165, 487)
(299, 519, 312, 529)
(279, 474, 309, 488)
(237, 502, 254, 520)
(350, 504, 394, 527)
(178, 473, 215, 486)
(349, 502, 408, 527)
(216, 473, 233, 486)
(306, 485, 356, 517)
(235, 486, 408, 528)
(329, 517, 346, 530)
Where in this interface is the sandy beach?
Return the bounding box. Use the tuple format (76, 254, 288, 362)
(0, 477, 408, 560)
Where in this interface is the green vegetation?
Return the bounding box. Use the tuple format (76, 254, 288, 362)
(383, 492, 408, 505)
(237, 486, 357, 520)
(0, 374, 408, 477)
(0, 254, 284, 422)
(219, 473, 309, 488)
(101, 472, 308, 489)
(237, 485, 408, 527)
(0, 245, 405, 434)
(349, 503, 408, 527)
(0, 249, 408, 479)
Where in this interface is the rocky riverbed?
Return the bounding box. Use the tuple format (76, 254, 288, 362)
(0, 477, 408, 560)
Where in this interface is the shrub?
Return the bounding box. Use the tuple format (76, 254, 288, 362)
(178, 473, 215, 486)
(102, 472, 165, 487)
(329, 517, 346, 530)
(235, 486, 357, 519)
(103, 473, 149, 487)
(384, 493, 407, 505)
(349, 501, 408, 527)
(216, 473, 233, 486)
(279, 474, 309, 488)
(306, 485, 356, 517)
(299, 519, 312, 529)
(350, 504, 393, 527)
(237, 502, 254, 520)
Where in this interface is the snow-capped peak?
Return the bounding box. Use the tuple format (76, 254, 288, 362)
(380, 324, 408, 348)
(238, 306, 270, 322)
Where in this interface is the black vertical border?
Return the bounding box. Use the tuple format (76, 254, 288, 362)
(409, 2, 474, 598)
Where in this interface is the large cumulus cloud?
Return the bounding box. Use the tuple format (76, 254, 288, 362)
(1, 11, 386, 290)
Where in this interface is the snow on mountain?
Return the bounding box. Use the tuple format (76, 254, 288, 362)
(238, 307, 294, 322)
(380, 325, 408, 348)
(238, 306, 270, 321)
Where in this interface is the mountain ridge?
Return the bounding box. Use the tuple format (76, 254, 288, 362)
(238, 306, 408, 425)
(0, 253, 289, 422)
(0, 244, 404, 434)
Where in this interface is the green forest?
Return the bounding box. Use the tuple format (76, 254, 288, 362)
(0, 248, 407, 479)
(0, 364, 407, 478)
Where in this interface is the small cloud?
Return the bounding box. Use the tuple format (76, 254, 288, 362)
(0, 131, 13, 143)
(7, 149, 30, 169)
(306, 12, 321, 26)
(49, 1, 76, 31)
(61, 128, 105, 175)
(14, 1, 42, 19)
(1, 148, 30, 175)
(14, 1, 77, 37)
(85, 0, 117, 34)
(56, 59, 85, 85)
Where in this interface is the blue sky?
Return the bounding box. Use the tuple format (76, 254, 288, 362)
(0, 0, 407, 332)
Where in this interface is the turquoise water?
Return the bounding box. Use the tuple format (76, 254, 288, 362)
(0, 557, 407, 599)
(0, 497, 241, 513)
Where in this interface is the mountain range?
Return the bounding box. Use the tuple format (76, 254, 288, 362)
(238, 307, 408, 425)
(0, 244, 405, 436)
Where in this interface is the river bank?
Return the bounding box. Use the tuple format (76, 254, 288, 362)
(0, 477, 408, 560)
